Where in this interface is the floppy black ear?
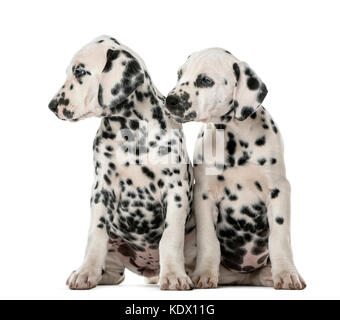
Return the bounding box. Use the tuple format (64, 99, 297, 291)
(232, 61, 268, 120)
(98, 49, 145, 109)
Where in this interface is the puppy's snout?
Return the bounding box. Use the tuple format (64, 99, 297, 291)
(166, 95, 180, 109)
(48, 99, 59, 114)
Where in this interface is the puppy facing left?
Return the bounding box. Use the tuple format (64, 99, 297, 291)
(48, 36, 196, 290)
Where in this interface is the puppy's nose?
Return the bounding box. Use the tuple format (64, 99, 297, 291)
(48, 99, 59, 113)
(166, 95, 180, 108)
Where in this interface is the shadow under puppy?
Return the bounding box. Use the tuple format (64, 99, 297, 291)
(165, 48, 306, 290)
(48, 36, 196, 290)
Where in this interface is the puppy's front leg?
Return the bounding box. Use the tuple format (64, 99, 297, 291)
(67, 202, 109, 290)
(191, 186, 220, 289)
(159, 185, 193, 290)
(268, 178, 306, 290)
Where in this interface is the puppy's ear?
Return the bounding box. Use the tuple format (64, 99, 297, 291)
(98, 49, 145, 109)
(232, 61, 268, 121)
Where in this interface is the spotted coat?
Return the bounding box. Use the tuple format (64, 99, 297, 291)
(49, 36, 195, 290)
(165, 48, 306, 290)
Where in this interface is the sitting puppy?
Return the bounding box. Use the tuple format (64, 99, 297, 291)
(165, 48, 306, 290)
(48, 36, 196, 290)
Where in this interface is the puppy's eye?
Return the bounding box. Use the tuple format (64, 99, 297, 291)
(74, 68, 86, 78)
(201, 76, 213, 85)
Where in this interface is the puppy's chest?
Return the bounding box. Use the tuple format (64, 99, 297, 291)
(220, 124, 272, 169)
(209, 125, 272, 273)
(214, 173, 270, 273)
(92, 127, 192, 251)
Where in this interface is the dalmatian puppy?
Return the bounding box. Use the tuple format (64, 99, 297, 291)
(48, 36, 196, 290)
(165, 48, 306, 290)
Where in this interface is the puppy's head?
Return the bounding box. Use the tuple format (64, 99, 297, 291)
(48, 36, 145, 121)
(166, 48, 267, 123)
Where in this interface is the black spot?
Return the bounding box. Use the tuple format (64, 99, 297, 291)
(271, 188, 280, 199)
(141, 167, 155, 180)
(276, 217, 285, 225)
(258, 158, 266, 166)
(240, 107, 254, 120)
(129, 120, 139, 130)
(244, 233, 252, 242)
(149, 183, 156, 193)
(103, 49, 120, 73)
(254, 181, 263, 192)
(250, 112, 257, 119)
(238, 152, 250, 166)
(135, 90, 144, 102)
(124, 59, 142, 78)
(217, 175, 225, 181)
(104, 174, 111, 185)
(229, 195, 238, 201)
(109, 162, 116, 171)
(241, 206, 256, 218)
(271, 158, 277, 165)
(233, 63, 240, 82)
(255, 136, 266, 146)
(62, 108, 74, 119)
(110, 37, 121, 45)
(257, 83, 268, 103)
(227, 139, 237, 155)
(202, 193, 208, 200)
(239, 140, 249, 148)
(157, 179, 164, 188)
(247, 77, 260, 90)
(152, 106, 166, 130)
(174, 195, 181, 202)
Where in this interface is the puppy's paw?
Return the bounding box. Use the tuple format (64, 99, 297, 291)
(159, 272, 194, 291)
(145, 276, 159, 285)
(66, 266, 102, 290)
(256, 265, 274, 287)
(273, 268, 306, 290)
(192, 270, 219, 289)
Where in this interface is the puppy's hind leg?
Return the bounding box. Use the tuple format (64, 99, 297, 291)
(219, 264, 274, 287)
(99, 251, 125, 286)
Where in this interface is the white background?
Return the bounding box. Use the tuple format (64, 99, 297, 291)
(0, 0, 339, 300)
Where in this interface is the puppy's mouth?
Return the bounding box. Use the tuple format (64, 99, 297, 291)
(165, 109, 184, 124)
(77, 111, 96, 120)
(197, 117, 209, 123)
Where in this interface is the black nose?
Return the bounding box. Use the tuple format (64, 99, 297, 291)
(166, 95, 180, 108)
(48, 99, 59, 113)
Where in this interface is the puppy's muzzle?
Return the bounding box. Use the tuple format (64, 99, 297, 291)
(48, 99, 59, 114)
(166, 95, 180, 109)
(165, 94, 185, 118)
